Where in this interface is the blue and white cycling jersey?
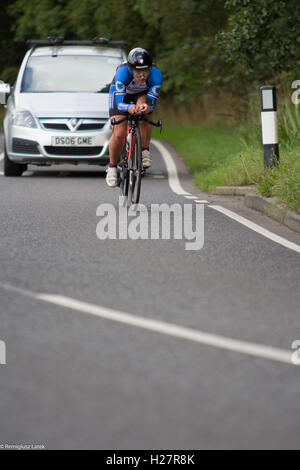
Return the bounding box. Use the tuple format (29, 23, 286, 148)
(109, 62, 163, 113)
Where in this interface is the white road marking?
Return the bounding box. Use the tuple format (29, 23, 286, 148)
(0, 172, 4, 176)
(195, 199, 209, 203)
(154, 139, 300, 253)
(0, 281, 295, 366)
(0, 152, 4, 161)
(184, 195, 198, 199)
(152, 140, 190, 195)
(210, 205, 300, 254)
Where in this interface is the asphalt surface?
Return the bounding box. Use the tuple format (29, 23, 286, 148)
(0, 134, 300, 450)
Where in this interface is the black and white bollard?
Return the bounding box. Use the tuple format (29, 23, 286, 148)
(260, 85, 279, 167)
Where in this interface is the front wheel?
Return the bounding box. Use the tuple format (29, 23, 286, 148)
(3, 142, 27, 177)
(118, 144, 129, 200)
(128, 128, 142, 205)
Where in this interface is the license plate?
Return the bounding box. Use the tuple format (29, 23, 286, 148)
(52, 136, 96, 146)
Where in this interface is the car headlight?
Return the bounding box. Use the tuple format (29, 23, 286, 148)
(12, 109, 37, 128)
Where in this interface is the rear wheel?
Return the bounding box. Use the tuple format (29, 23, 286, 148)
(3, 142, 27, 177)
(128, 128, 142, 205)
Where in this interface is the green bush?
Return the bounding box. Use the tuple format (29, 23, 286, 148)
(1, 66, 19, 84)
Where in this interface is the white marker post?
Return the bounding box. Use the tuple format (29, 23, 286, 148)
(0, 81, 11, 105)
(260, 85, 279, 167)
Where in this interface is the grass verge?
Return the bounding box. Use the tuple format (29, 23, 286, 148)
(153, 122, 300, 214)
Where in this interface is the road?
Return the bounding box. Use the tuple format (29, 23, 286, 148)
(0, 135, 300, 450)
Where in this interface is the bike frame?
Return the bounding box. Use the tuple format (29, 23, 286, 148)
(125, 124, 137, 161)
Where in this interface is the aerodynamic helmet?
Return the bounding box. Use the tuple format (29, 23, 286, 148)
(127, 48, 152, 70)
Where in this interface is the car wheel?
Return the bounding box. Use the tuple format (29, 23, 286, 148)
(3, 141, 27, 177)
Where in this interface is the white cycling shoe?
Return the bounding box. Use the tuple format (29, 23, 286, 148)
(106, 166, 118, 187)
(142, 149, 152, 169)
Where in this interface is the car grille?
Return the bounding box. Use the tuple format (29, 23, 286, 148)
(43, 123, 69, 130)
(40, 119, 107, 131)
(12, 138, 40, 154)
(44, 146, 103, 156)
(78, 123, 105, 130)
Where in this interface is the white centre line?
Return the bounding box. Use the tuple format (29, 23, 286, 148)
(0, 281, 295, 366)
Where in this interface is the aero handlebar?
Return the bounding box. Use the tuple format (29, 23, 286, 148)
(111, 114, 162, 131)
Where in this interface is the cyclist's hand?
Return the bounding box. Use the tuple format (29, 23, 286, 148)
(138, 103, 150, 114)
(128, 105, 136, 115)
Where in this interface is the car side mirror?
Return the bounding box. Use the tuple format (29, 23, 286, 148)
(0, 82, 11, 105)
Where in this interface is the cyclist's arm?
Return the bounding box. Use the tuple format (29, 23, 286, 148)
(109, 64, 132, 113)
(146, 67, 163, 113)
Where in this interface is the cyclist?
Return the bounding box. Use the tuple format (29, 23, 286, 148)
(106, 47, 163, 187)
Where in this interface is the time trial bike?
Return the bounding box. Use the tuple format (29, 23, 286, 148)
(111, 113, 162, 205)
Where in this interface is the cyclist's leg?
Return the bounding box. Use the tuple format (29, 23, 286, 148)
(107, 110, 127, 187)
(109, 115, 127, 165)
(136, 95, 153, 169)
(136, 95, 152, 149)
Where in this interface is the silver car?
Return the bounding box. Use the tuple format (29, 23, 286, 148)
(0, 39, 126, 176)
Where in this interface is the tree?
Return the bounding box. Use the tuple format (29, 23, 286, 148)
(0, 0, 24, 83)
(3, 0, 229, 101)
(217, 0, 300, 84)
(136, 0, 229, 101)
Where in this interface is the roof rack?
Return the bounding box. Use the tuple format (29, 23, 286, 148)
(26, 36, 127, 49)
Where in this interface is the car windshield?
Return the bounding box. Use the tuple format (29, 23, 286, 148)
(21, 55, 122, 93)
